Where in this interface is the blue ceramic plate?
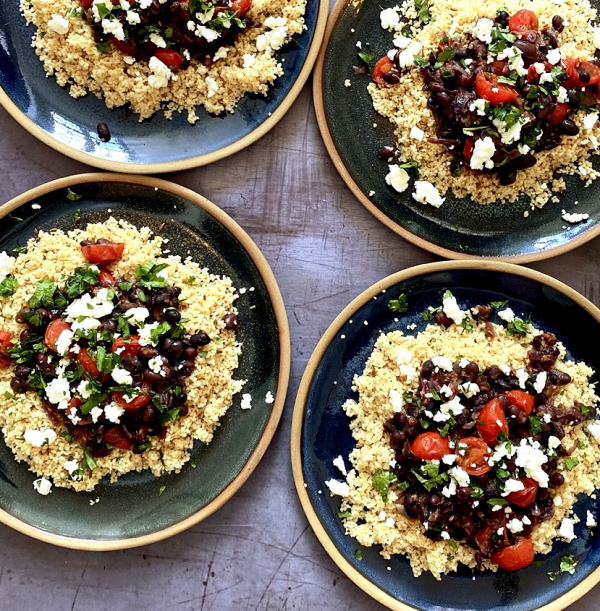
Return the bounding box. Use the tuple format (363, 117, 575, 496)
(0, 2, 327, 173)
(0, 174, 290, 550)
(292, 261, 600, 610)
(314, 0, 600, 262)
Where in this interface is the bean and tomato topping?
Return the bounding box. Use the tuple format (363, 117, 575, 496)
(374, 8, 600, 186)
(380, 311, 592, 571)
(3, 245, 236, 465)
(79, 0, 252, 70)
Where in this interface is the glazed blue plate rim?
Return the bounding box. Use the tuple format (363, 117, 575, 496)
(0, 1, 328, 174)
(313, 0, 600, 263)
(292, 261, 600, 611)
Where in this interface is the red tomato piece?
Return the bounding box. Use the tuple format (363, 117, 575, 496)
(111, 381, 151, 411)
(508, 10, 539, 33)
(455, 436, 493, 476)
(476, 520, 509, 552)
(77, 348, 110, 382)
(79, 0, 94, 8)
(463, 138, 475, 162)
(562, 58, 600, 89)
(526, 64, 539, 83)
(506, 477, 538, 507)
(490, 538, 535, 571)
(111, 336, 141, 358)
(228, 0, 251, 16)
(98, 269, 117, 286)
(475, 72, 519, 105)
(548, 102, 571, 126)
(103, 426, 134, 450)
(411, 431, 451, 461)
(108, 34, 137, 57)
(477, 398, 509, 446)
(0, 330, 13, 369)
(153, 49, 184, 71)
(506, 390, 536, 415)
(81, 242, 125, 265)
(372, 56, 395, 87)
(44, 319, 72, 352)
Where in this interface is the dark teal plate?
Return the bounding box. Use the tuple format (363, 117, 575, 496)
(315, 0, 600, 262)
(0, 2, 327, 173)
(0, 174, 290, 550)
(293, 262, 600, 610)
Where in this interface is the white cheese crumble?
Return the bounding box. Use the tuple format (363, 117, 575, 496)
(325, 479, 350, 497)
(90, 406, 104, 424)
(533, 371, 547, 394)
(380, 7, 400, 30)
(45, 375, 71, 406)
(410, 126, 425, 141)
(497, 308, 515, 323)
(333, 455, 347, 476)
(111, 367, 133, 386)
(546, 48, 561, 65)
(558, 517, 577, 541)
(104, 401, 125, 424)
(148, 56, 173, 89)
(448, 466, 470, 487)
(584, 112, 599, 131)
(64, 459, 83, 481)
(205, 76, 219, 98)
(124, 307, 150, 326)
(389, 389, 404, 412)
(265, 391, 275, 404)
(385, 165, 410, 193)
(470, 137, 496, 170)
(0, 251, 16, 283)
(33, 478, 52, 496)
(55, 329, 74, 356)
(241, 393, 252, 410)
(472, 18, 494, 44)
(47, 14, 70, 35)
(24, 429, 57, 447)
(412, 181, 445, 208)
(460, 382, 480, 398)
(432, 356, 454, 372)
(562, 212, 589, 224)
(66, 289, 114, 321)
(587, 511, 598, 527)
(514, 439, 549, 487)
(588, 422, 600, 441)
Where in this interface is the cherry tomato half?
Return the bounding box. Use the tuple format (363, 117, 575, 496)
(506, 390, 535, 415)
(108, 34, 137, 57)
(44, 319, 72, 353)
(111, 336, 141, 358)
(372, 56, 395, 87)
(215, 0, 251, 17)
(81, 242, 125, 265)
(79, 0, 94, 8)
(455, 436, 493, 476)
(98, 269, 117, 286)
(112, 381, 151, 411)
(153, 49, 184, 71)
(562, 58, 600, 89)
(477, 398, 509, 446)
(77, 348, 110, 382)
(103, 426, 134, 450)
(0, 330, 13, 369)
(506, 477, 539, 507)
(463, 138, 475, 162)
(490, 538, 535, 571)
(508, 10, 539, 33)
(476, 520, 509, 553)
(547, 102, 571, 126)
(475, 72, 519, 105)
(411, 431, 451, 461)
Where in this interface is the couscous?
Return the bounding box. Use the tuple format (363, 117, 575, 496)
(0, 217, 244, 492)
(370, 0, 600, 208)
(326, 292, 600, 579)
(20, 0, 307, 122)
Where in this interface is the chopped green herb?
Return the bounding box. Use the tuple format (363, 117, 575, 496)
(73, 208, 82, 221)
(487, 498, 509, 507)
(447, 539, 458, 553)
(135, 260, 169, 289)
(414, 0, 430, 23)
(461, 318, 473, 331)
(529, 415, 542, 436)
(372, 469, 397, 502)
(506, 317, 530, 337)
(4, 391, 16, 400)
(158, 485, 166, 496)
(564, 456, 579, 471)
(354, 549, 363, 561)
(0, 275, 18, 298)
(9, 214, 24, 222)
(83, 448, 97, 471)
(489, 300, 509, 309)
(67, 188, 82, 201)
(559, 554, 577, 575)
(60, 431, 73, 443)
(337, 511, 351, 519)
(358, 51, 374, 65)
(12, 243, 27, 255)
(388, 292, 408, 313)
(64, 266, 99, 299)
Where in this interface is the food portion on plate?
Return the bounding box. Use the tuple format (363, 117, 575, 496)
(0, 216, 244, 493)
(326, 291, 600, 579)
(20, 0, 307, 122)
(368, 0, 600, 211)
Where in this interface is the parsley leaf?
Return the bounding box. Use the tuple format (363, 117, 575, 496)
(564, 456, 579, 471)
(64, 266, 100, 299)
(0, 275, 18, 298)
(358, 51, 374, 65)
(135, 260, 169, 289)
(372, 469, 397, 502)
(388, 292, 408, 313)
(414, 0, 430, 24)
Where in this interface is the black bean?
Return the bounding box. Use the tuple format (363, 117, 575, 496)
(20, 328, 32, 343)
(163, 308, 181, 324)
(578, 70, 591, 83)
(223, 314, 239, 330)
(15, 364, 33, 380)
(382, 69, 400, 85)
(552, 15, 564, 32)
(144, 370, 164, 384)
(10, 378, 24, 393)
(549, 472, 565, 487)
(122, 355, 143, 373)
(139, 346, 159, 360)
(378, 145, 397, 159)
(101, 319, 118, 333)
(168, 339, 183, 356)
(97, 122, 111, 142)
(495, 10, 509, 24)
(16, 308, 32, 324)
(190, 333, 211, 347)
(559, 119, 579, 136)
(184, 347, 198, 360)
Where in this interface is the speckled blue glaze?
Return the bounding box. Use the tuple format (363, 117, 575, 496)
(321, 1, 600, 259)
(301, 269, 600, 610)
(0, 1, 321, 169)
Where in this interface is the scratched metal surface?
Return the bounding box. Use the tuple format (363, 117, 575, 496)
(1, 14, 600, 611)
